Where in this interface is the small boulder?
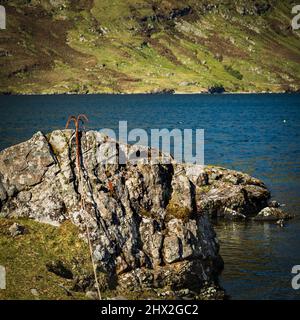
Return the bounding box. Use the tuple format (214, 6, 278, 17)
(276, 219, 285, 227)
(223, 207, 246, 220)
(85, 291, 99, 300)
(9, 223, 25, 237)
(30, 288, 39, 300)
(268, 200, 280, 208)
(253, 207, 291, 221)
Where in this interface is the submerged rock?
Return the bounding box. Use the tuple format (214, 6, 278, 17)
(253, 207, 292, 221)
(0, 130, 290, 297)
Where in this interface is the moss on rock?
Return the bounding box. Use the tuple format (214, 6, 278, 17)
(166, 201, 192, 222)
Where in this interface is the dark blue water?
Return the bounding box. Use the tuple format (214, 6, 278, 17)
(0, 93, 299, 300)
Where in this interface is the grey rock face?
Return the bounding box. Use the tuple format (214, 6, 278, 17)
(0, 130, 288, 295)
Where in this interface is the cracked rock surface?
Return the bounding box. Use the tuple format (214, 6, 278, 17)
(0, 130, 290, 295)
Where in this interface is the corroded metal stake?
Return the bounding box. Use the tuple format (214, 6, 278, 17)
(65, 115, 102, 300)
(65, 114, 88, 173)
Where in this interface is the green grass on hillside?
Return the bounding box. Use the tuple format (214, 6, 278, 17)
(0, 0, 299, 94)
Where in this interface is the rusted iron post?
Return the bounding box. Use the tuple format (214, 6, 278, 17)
(65, 114, 88, 172)
(65, 115, 102, 300)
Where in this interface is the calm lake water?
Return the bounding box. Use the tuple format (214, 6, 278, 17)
(0, 93, 299, 300)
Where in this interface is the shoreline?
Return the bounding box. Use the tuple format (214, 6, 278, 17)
(1, 90, 300, 97)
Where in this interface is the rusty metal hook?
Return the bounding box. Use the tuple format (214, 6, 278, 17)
(65, 114, 89, 170)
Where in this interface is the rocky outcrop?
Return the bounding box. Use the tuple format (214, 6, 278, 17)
(0, 130, 290, 298)
(195, 166, 291, 221)
(195, 166, 271, 219)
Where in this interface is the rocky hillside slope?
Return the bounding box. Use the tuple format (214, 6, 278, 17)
(0, 0, 299, 94)
(0, 130, 290, 299)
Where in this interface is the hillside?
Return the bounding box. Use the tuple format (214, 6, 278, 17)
(0, 0, 300, 94)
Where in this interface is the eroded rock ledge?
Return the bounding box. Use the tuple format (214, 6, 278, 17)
(0, 130, 291, 298)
